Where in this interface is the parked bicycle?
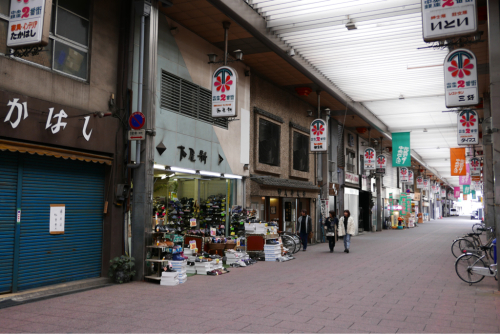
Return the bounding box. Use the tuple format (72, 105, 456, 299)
(451, 226, 495, 258)
(455, 244, 497, 285)
(278, 231, 302, 254)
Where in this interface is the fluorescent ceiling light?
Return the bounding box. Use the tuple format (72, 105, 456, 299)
(154, 164, 166, 170)
(170, 166, 197, 174)
(200, 171, 221, 177)
(223, 174, 243, 180)
(161, 173, 175, 179)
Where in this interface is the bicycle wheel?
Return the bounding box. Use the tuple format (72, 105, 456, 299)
(455, 254, 487, 284)
(292, 234, 302, 253)
(281, 235, 296, 254)
(451, 238, 474, 258)
(472, 223, 485, 234)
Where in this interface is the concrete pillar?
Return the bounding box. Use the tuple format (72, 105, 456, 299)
(487, 0, 500, 292)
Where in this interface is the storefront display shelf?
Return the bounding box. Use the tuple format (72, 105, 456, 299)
(246, 233, 279, 239)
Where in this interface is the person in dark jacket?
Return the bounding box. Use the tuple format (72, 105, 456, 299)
(324, 210, 338, 253)
(297, 209, 312, 251)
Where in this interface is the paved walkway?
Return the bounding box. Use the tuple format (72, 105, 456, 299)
(0, 217, 498, 333)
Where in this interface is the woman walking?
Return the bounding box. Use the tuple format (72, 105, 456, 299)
(338, 210, 355, 253)
(324, 210, 338, 253)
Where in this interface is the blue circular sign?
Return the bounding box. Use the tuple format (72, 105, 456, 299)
(129, 112, 145, 130)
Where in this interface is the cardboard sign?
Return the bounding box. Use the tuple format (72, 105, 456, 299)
(189, 240, 197, 250)
(190, 218, 197, 227)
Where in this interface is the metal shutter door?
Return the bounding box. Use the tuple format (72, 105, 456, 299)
(0, 151, 18, 293)
(18, 155, 105, 290)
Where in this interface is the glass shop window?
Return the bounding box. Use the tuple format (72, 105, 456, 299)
(258, 118, 281, 167)
(1, 0, 90, 80)
(293, 131, 309, 172)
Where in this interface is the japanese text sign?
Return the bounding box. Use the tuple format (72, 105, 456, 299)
(416, 176, 424, 188)
(400, 167, 409, 183)
(7, 0, 51, 48)
(459, 164, 471, 185)
(363, 148, 376, 170)
(463, 184, 471, 195)
(423, 178, 430, 188)
(392, 132, 411, 167)
(376, 154, 386, 174)
(457, 109, 479, 145)
(450, 148, 466, 176)
(408, 170, 414, 184)
(470, 157, 481, 176)
(444, 49, 479, 108)
(211, 66, 237, 118)
(49, 204, 65, 235)
(441, 188, 446, 198)
(421, 0, 477, 42)
(454, 186, 460, 198)
(310, 119, 327, 152)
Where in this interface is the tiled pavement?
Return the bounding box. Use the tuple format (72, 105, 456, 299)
(0, 216, 499, 333)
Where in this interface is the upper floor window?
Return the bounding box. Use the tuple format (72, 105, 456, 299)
(259, 118, 280, 167)
(0, 0, 90, 80)
(293, 131, 308, 172)
(346, 149, 355, 173)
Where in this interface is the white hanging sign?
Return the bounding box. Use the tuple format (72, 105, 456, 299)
(457, 109, 479, 145)
(421, 0, 477, 42)
(416, 176, 424, 188)
(7, 0, 52, 48)
(441, 189, 446, 198)
(310, 119, 327, 152)
(49, 204, 65, 235)
(470, 157, 481, 176)
(423, 178, 430, 189)
(400, 167, 409, 183)
(376, 154, 386, 174)
(211, 66, 237, 118)
(408, 170, 414, 184)
(444, 49, 479, 108)
(363, 148, 376, 170)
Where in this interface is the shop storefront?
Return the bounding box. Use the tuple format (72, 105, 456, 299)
(0, 90, 118, 293)
(344, 172, 360, 235)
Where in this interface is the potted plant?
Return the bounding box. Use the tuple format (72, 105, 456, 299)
(109, 255, 136, 283)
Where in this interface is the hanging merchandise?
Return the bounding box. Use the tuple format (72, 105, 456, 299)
(454, 187, 461, 199)
(470, 157, 481, 176)
(459, 164, 471, 185)
(450, 148, 466, 176)
(363, 148, 376, 170)
(457, 109, 479, 145)
(416, 176, 424, 188)
(392, 132, 411, 167)
(444, 49, 479, 108)
(376, 154, 386, 174)
(400, 167, 409, 182)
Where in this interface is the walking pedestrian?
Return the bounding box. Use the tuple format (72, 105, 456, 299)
(297, 209, 312, 251)
(338, 210, 355, 253)
(324, 210, 338, 253)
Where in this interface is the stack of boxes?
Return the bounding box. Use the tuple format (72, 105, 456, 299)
(245, 223, 278, 235)
(160, 270, 179, 286)
(225, 250, 249, 266)
(264, 241, 282, 262)
(170, 260, 187, 284)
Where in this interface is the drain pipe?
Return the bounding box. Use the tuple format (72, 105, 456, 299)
(127, 13, 145, 169)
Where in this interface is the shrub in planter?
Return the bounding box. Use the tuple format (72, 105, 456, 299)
(109, 255, 136, 283)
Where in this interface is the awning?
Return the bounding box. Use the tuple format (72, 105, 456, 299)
(0, 139, 113, 165)
(251, 175, 319, 190)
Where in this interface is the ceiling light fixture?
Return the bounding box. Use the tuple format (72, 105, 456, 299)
(154, 164, 166, 170)
(223, 173, 243, 179)
(200, 171, 221, 177)
(423, 128, 428, 132)
(170, 166, 197, 174)
(345, 22, 357, 30)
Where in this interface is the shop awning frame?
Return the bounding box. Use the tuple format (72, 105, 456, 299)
(0, 139, 113, 165)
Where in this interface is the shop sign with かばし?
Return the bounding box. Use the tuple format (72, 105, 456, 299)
(3, 98, 93, 141)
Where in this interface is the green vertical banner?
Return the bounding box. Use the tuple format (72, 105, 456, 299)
(392, 132, 411, 167)
(471, 190, 476, 199)
(463, 185, 471, 195)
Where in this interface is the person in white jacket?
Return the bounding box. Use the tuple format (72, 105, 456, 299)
(338, 210, 355, 253)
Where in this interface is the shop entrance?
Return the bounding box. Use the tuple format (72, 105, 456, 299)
(359, 190, 371, 232)
(282, 198, 296, 232)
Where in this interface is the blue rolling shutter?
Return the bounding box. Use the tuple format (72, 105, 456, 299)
(18, 154, 105, 291)
(0, 151, 18, 293)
